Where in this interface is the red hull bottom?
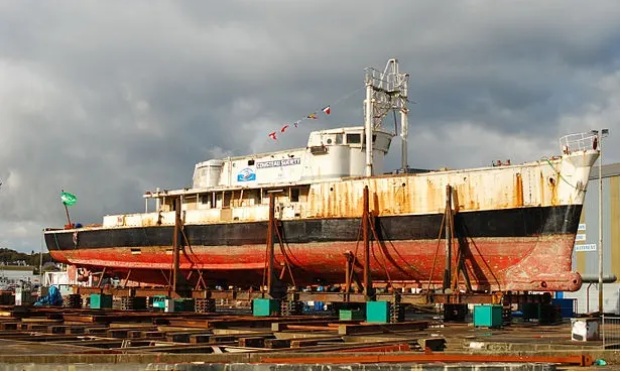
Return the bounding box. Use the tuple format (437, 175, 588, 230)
(50, 234, 581, 291)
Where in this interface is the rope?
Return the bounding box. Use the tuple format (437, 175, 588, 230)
(267, 87, 364, 142)
(426, 212, 446, 292)
(274, 220, 296, 287)
(159, 269, 171, 287)
(261, 225, 269, 290)
(369, 214, 392, 286)
(466, 235, 502, 292)
(347, 216, 364, 289)
(330, 87, 363, 107)
(53, 233, 60, 250)
(180, 227, 197, 262)
(542, 157, 575, 188)
(374, 218, 423, 277)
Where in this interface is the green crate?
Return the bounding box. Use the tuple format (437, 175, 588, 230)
(253, 298, 280, 317)
(90, 294, 112, 309)
(339, 309, 365, 321)
(473, 304, 503, 328)
(152, 295, 168, 310)
(366, 301, 390, 323)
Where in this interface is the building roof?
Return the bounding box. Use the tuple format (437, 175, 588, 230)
(589, 163, 620, 180)
(0, 265, 36, 271)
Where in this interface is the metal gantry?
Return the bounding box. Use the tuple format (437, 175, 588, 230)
(364, 58, 410, 176)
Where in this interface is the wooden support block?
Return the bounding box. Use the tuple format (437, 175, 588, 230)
(166, 332, 191, 343)
(207, 334, 238, 343)
(189, 334, 214, 344)
(47, 325, 68, 334)
(107, 329, 130, 338)
(128, 330, 144, 339)
(1, 322, 19, 331)
(26, 324, 49, 332)
(166, 318, 212, 328)
(63, 315, 98, 323)
(207, 332, 274, 343)
(417, 337, 446, 351)
(271, 319, 343, 332)
(20, 318, 62, 324)
(264, 338, 292, 349)
(85, 327, 108, 335)
(141, 331, 165, 339)
(238, 336, 267, 348)
(289, 336, 344, 348)
(66, 326, 86, 335)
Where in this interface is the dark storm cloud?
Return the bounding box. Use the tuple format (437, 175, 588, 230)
(0, 0, 619, 251)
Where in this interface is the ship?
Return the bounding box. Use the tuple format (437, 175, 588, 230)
(44, 59, 599, 293)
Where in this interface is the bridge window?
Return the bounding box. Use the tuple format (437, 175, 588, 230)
(290, 188, 300, 202)
(362, 135, 378, 148)
(200, 194, 209, 204)
(346, 133, 361, 144)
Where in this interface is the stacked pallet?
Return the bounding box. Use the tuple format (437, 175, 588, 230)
(194, 298, 216, 313)
(66, 294, 82, 308)
(0, 291, 14, 305)
(280, 300, 303, 316)
(117, 296, 147, 311)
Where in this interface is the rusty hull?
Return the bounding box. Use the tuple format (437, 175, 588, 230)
(49, 233, 580, 291)
(45, 151, 596, 291)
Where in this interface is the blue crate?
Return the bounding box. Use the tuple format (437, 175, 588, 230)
(552, 298, 576, 318)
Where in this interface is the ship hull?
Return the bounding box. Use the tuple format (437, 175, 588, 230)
(46, 204, 583, 291)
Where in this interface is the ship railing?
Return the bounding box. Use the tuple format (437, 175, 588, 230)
(559, 132, 599, 155)
(365, 66, 403, 94)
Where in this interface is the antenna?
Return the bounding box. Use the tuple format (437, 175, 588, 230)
(364, 58, 409, 176)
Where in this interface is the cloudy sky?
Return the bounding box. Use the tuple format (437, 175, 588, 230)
(0, 0, 619, 253)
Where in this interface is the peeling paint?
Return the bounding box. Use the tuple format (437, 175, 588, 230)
(46, 150, 598, 292)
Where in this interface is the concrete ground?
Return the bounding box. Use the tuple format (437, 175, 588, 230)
(0, 317, 618, 370)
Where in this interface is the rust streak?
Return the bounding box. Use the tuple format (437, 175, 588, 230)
(514, 173, 524, 207)
(549, 173, 558, 206)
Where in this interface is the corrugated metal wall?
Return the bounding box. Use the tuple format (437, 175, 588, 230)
(573, 163, 620, 281)
(568, 163, 620, 314)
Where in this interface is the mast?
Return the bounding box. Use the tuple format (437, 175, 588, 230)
(364, 59, 410, 177)
(400, 73, 409, 172)
(365, 82, 374, 177)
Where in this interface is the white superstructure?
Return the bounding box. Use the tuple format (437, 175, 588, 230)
(192, 126, 393, 189)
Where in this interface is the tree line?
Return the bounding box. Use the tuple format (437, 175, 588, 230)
(0, 247, 53, 268)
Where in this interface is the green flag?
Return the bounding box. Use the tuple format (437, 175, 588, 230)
(61, 191, 77, 206)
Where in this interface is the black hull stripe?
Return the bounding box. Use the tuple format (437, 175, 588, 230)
(45, 205, 582, 250)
